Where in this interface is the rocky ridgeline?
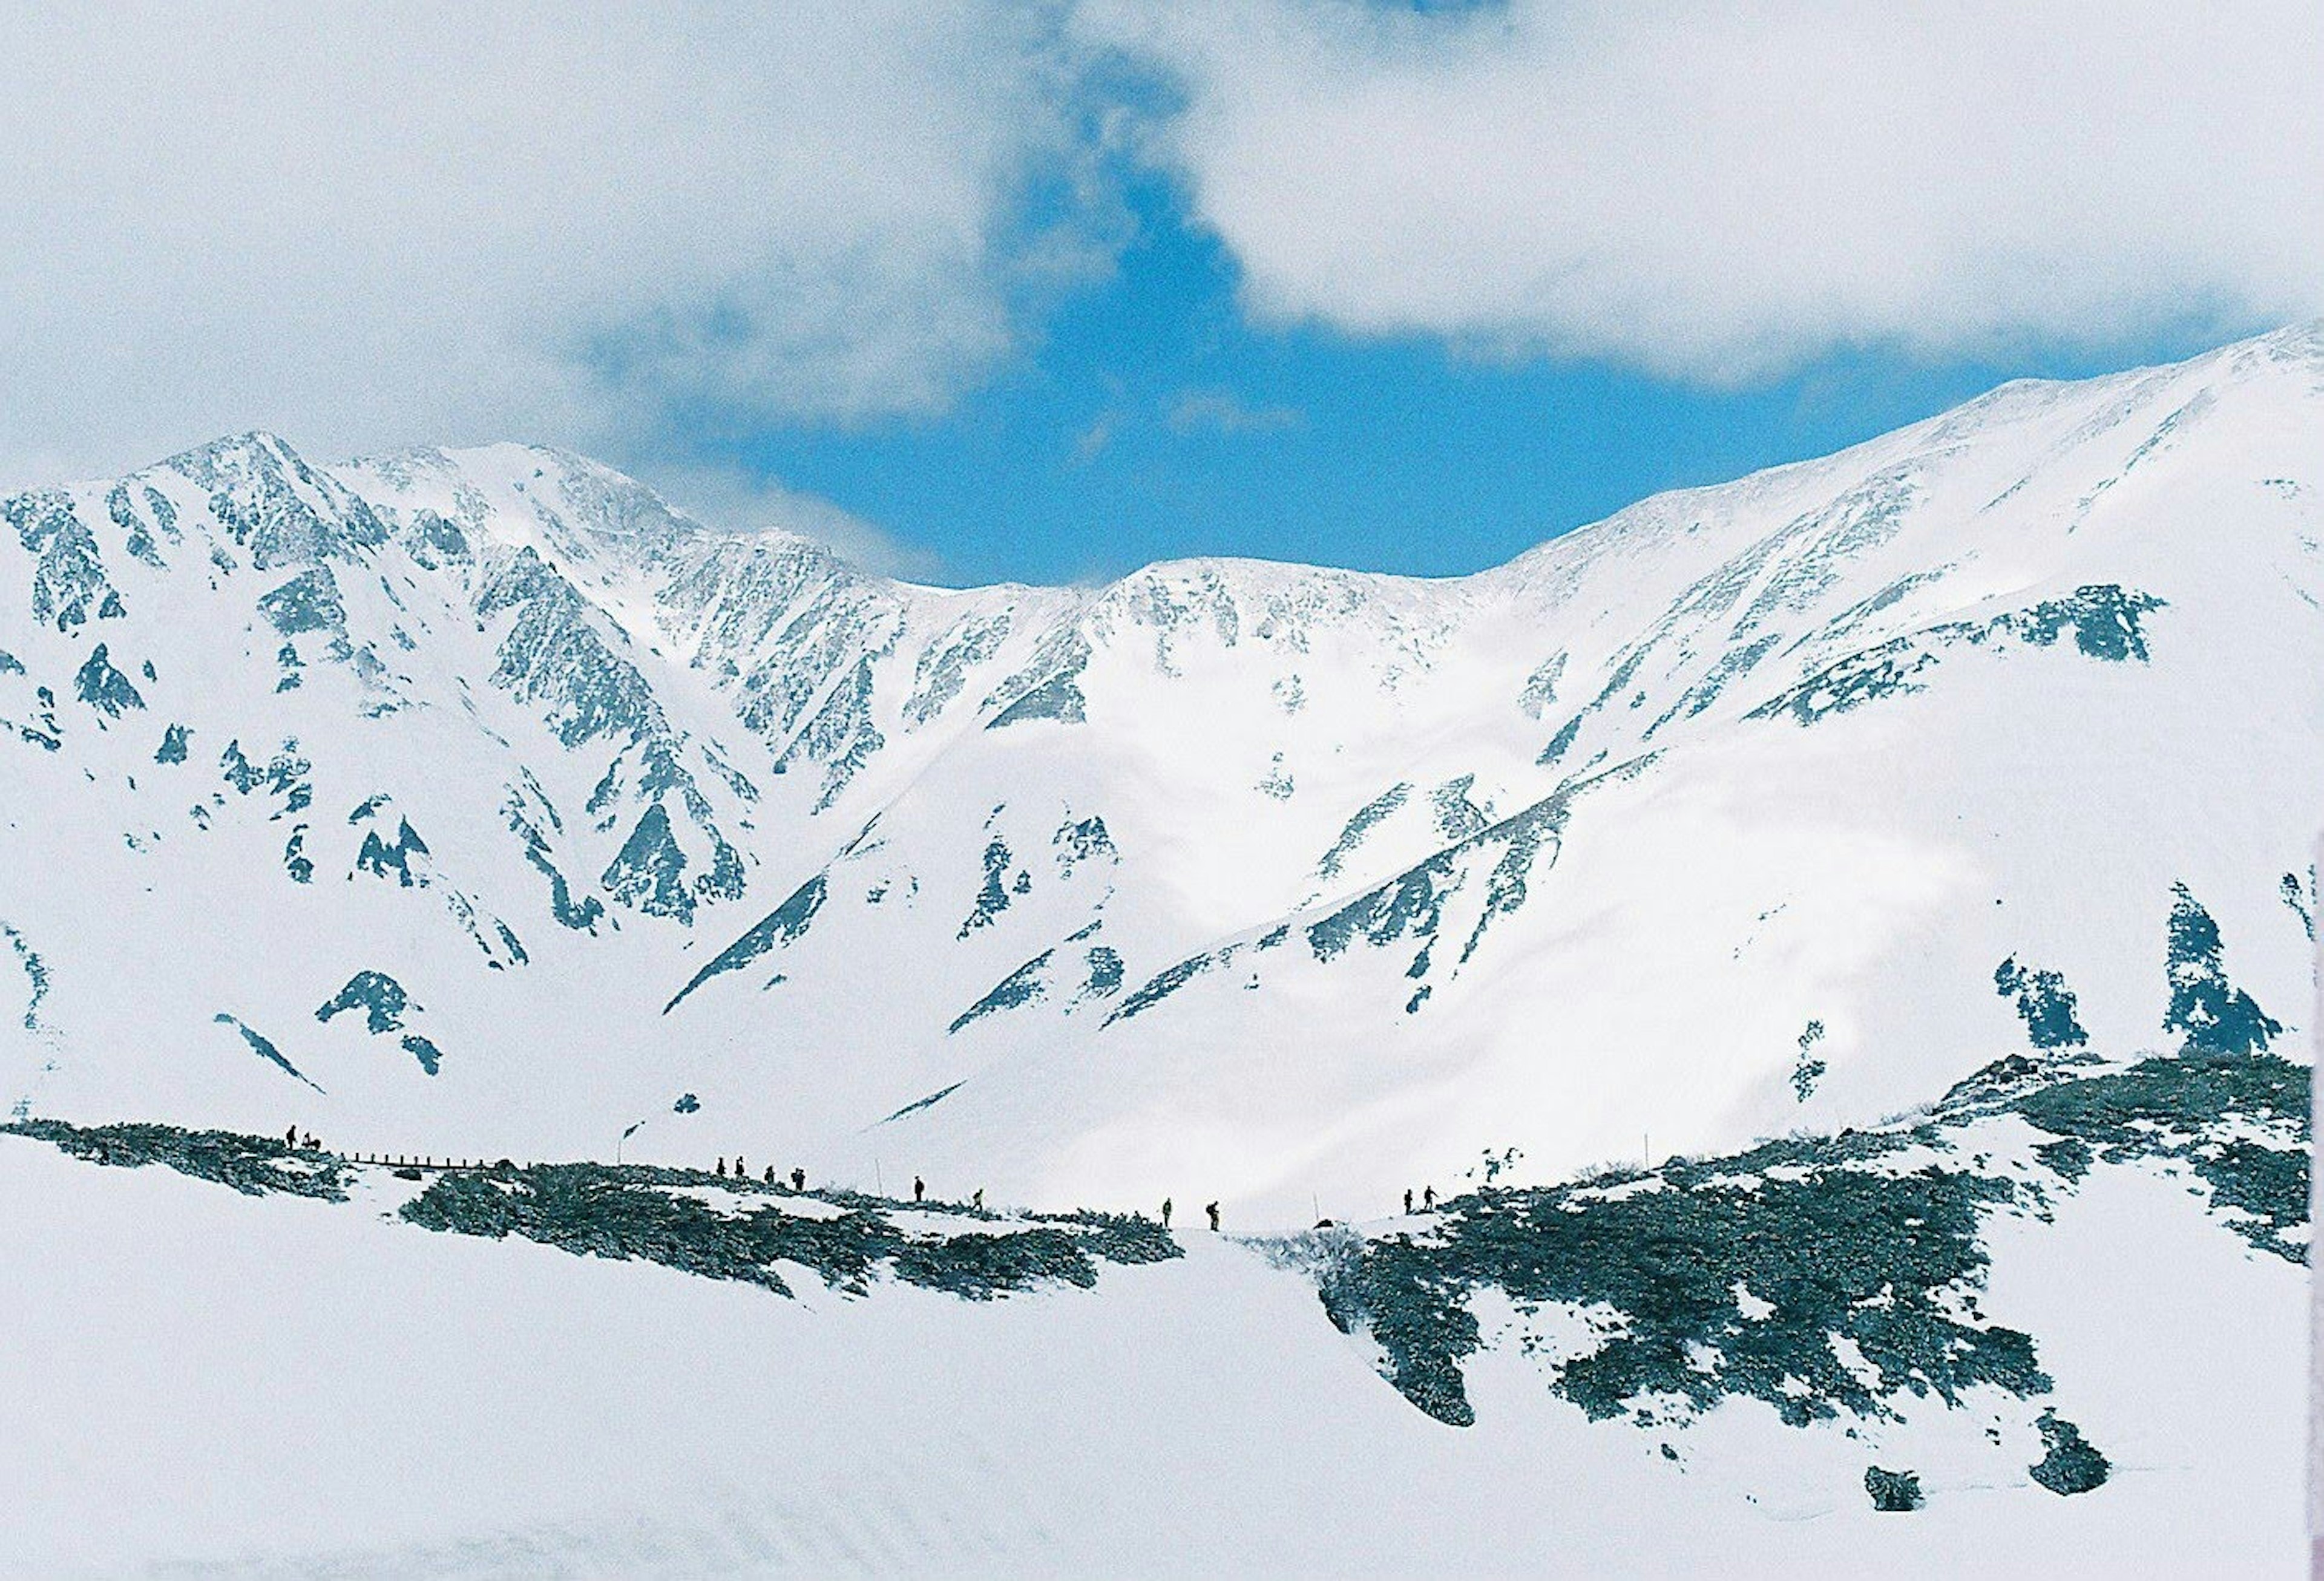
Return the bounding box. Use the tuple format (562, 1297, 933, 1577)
(0, 1118, 1179, 1302)
(399, 1164, 1181, 1300)
(5, 1119, 352, 1200)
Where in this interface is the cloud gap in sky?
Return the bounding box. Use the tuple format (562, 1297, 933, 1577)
(2, 1, 2319, 573)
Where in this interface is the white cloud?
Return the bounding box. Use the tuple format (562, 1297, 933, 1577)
(640, 459, 948, 584)
(1075, 0, 2324, 379)
(0, 2, 1089, 488)
(1071, 411, 1120, 464)
(8, 0, 2319, 542)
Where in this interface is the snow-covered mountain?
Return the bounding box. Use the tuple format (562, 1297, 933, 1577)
(3, 325, 2320, 1225)
(3, 326, 2317, 1577)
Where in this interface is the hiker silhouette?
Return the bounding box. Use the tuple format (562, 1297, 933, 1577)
(1206, 1202, 1221, 1232)
(1161, 1197, 1172, 1228)
(764, 1164, 775, 1183)
(791, 1167, 806, 1190)
(1423, 1185, 1436, 1210)
(973, 1188, 984, 1210)
(715, 1157, 726, 1178)
(1403, 1187, 1413, 1214)
(914, 1175, 925, 1203)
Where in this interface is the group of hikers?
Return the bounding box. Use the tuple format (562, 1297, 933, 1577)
(707, 1155, 1239, 1233)
(700, 1158, 1235, 1229)
(712, 1156, 807, 1191)
(300, 1123, 1433, 1234)
(1155, 1198, 1223, 1231)
(706, 1158, 1005, 1212)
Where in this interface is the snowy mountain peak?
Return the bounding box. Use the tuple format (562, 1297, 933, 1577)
(1, 326, 2318, 1226)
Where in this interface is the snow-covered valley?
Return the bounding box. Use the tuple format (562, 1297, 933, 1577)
(1, 1020, 2303, 1576)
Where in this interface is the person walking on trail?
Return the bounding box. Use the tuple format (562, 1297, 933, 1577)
(972, 1188, 984, 1211)
(1206, 1202, 1221, 1232)
(735, 1154, 746, 1182)
(764, 1164, 775, 1183)
(1161, 1197, 1172, 1228)
(715, 1156, 727, 1178)
(285, 1125, 298, 1148)
(913, 1175, 925, 1203)
(791, 1166, 806, 1190)
(1423, 1184, 1436, 1211)
(1403, 1187, 1413, 1215)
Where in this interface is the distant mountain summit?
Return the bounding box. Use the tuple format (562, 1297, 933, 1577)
(3, 326, 2320, 1218)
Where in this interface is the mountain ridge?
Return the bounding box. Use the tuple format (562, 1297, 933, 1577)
(1, 322, 2318, 1220)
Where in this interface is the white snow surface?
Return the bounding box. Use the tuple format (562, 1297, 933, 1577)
(0, 1135, 2302, 1577)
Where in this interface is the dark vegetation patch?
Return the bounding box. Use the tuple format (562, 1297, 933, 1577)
(2162, 885, 2283, 1057)
(1315, 1023, 2306, 1430)
(399, 1164, 1181, 1300)
(215, 1012, 321, 1092)
(1937, 1053, 2060, 1112)
(1315, 783, 1410, 884)
(316, 969, 410, 1033)
(2030, 1137, 2093, 1180)
(74, 643, 144, 717)
(1038, 1206, 1183, 1266)
(665, 872, 825, 1011)
(1107, 951, 1215, 1024)
(1964, 892, 2305, 1257)
(957, 832, 1020, 939)
(1791, 1020, 1828, 1102)
(890, 1229, 1100, 1300)
(1865, 1466, 1924, 1512)
(1994, 958, 2088, 1049)
(986, 667, 1085, 728)
(2012, 1051, 2309, 1260)
(2028, 1410, 2109, 1495)
(1316, 1136, 2038, 1430)
(1750, 584, 2166, 726)
(1078, 945, 1125, 1001)
(5, 1117, 1183, 1306)
(354, 817, 430, 886)
(400, 1033, 445, 1076)
(950, 950, 1051, 1033)
(3, 1119, 347, 1200)
(1307, 850, 1458, 965)
(877, 1081, 963, 1125)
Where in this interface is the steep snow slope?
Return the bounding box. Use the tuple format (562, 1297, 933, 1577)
(2, 327, 2320, 1220)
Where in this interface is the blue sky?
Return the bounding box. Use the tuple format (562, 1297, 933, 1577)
(707, 175, 2229, 587)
